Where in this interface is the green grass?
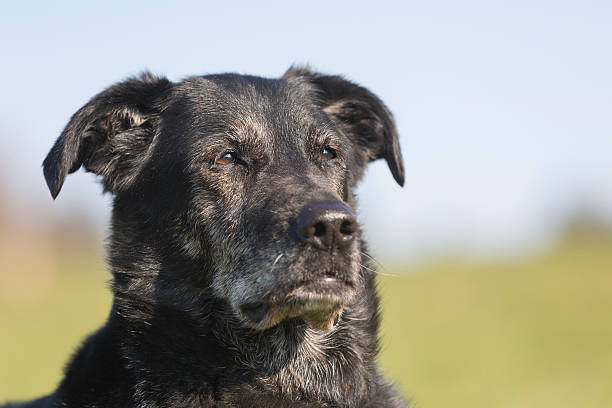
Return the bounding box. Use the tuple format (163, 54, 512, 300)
(378, 236, 612, 407)
(0, 244, 112, 400)
(1, 236, 611, 406)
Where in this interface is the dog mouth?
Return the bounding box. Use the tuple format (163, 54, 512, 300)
(240, 274, 356, 331)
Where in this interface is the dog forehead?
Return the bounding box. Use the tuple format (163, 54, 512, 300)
(178, 75, 318, 124)
(168, 74, 333, 150)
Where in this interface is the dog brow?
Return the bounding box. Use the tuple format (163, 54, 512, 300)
(305, 124, 341, 149)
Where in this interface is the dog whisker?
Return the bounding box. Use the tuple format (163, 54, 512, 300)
(360, 251, 385, 269)
(272, 253, 284, 266)
(358, 262, 399, 278)
(268, 253, 285, 277)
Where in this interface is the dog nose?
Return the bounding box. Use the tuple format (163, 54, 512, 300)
(296, 201, 358, 250)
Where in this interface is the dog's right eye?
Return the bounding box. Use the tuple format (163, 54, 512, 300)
(215, 152, 237, 165)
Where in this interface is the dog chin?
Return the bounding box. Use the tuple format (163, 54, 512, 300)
(240, 277, 357, 331)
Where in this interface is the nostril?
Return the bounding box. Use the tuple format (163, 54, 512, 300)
(340, 221, 355, 235)
(340, 220, 357, 236)
(313, 222, 326, 237)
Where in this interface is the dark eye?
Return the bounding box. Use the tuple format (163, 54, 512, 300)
(215, 152, 237, 165)
(321, 146, 337, 160)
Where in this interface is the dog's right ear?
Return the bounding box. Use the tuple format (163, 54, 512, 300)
(43, 73, 173, 199)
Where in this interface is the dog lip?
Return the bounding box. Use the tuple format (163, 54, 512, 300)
(240, 302, 269, 322)
(286, 275, 352, 298)
(240, 275, 355, 328)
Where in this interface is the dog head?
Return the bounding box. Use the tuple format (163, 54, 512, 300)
(43, 68, 403, 332)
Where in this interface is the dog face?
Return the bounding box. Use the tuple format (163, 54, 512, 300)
(43, 68, 404, 332)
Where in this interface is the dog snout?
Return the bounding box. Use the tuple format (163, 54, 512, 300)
(296, 201, 358, 251)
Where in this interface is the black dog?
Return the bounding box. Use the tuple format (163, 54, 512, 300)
(5, 67, 406, 407)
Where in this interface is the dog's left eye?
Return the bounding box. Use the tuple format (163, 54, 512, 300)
(215, 152, 237, 165)
(321, 146, 337, 160)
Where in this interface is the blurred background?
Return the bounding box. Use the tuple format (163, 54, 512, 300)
(1, 1, 611, 406)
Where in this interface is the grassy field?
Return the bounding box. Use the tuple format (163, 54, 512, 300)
(1, 234, 611, 406)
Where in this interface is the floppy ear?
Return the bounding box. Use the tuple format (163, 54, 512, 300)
(284, 67, 404, 186)
(43, 72, 173, 199)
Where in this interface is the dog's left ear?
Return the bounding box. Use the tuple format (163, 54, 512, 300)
(284, 67, 404, 186)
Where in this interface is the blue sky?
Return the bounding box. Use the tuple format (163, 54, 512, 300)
(1, 1, 611, 260)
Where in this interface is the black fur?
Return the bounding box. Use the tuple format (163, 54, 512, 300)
(4, 67, 406, 407)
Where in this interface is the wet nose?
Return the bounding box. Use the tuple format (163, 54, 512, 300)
(296, 201, 358, 251)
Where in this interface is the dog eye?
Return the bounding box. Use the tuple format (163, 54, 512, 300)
(215, 152, 237, 165)
(321, 146, 337, 160)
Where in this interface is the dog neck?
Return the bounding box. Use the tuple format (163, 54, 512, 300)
(110, 269, 381, 406)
